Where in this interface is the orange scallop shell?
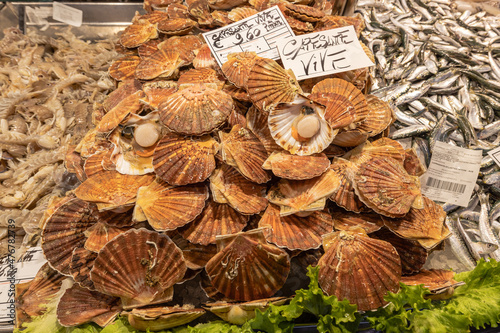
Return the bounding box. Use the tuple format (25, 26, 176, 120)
(228, 6, 258, 21)
(283, 3, 325, 22)
(347, 140, 405, 167)
(224, 84, 251, 102)
(70, 247, 97, 290)
(120, 20, 158, 48)
(178, 68, 225, 89)
(259, 204, 333, 250)
(211, 10, 233, 26)
(331, 210, 384, 234)
(210, 164, 268, 215)
(318, 229, 402, 311)
(135, 49, 183, 80)
(205, 229, 291, 301)
(167, 3, 190, 18)
(109, 56, 141, 81)
(180, 201, 249, 245)
(96, 90, 145, 133)
(103, 80, 142, 112)
(356, 95, 394, 136)
(159, 84, 233, 135)
(221, 52, 259, 88)
(315, 14, 365, 36)
(141, 80, 179, 109)
(246, 106, 283, 154)
(84, 149, 114, 178)
(189, 0, 215, 25)
(84, 222, 130, 252)
(158, 35, 204, 65)
(328, 158, 366, 213)
(285, 14, 314, 34)
(170, 232, 218, 270)
(226, 100, 248, 128)
(371, 137, 406, 156)
(262, 151, 330, 180)
(138, 39, 162, 59)
(90, 228, 186, 309)
(96, 209, 135, 228)
(134, 179, 208, 231)
(127, 305, 206, 331)
(157, 18, 198, 35)
(400, 269, 460, 293)
(193, 44, 218, 70)
(137, 11, 170, 24)
(404, 147, 427, 177)
(208, 0, 247, 10)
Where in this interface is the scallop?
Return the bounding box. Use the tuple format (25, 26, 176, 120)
(356, 95, 394, 137)
(157, 18, 198, 35)
(135, 49, 184, 80)
(221, 51, 259, 88)
(69, 247, 97, 290)
(109, 56, 141, 81)
(96, 90, 145, 133)
(263, 151, 330, 180)
(127, 305, 205, 331)
(141, 80, 178, 110)
(328, 157, 366, 213)
(119, 19, 158, 48)
(84, 222, 130, 252)
(331, 210, 384, 234)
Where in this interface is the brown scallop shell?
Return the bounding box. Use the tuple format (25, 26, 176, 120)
(228, 6, 258, 21)
(109, 56, 141, 81)
(263, 151, 330, 180)
(84, 222, 130, 252)
(158, 35, 204, 65)
(90, 228, 186, 309)
(285, 15, 314, 34)
(189, 0, 215, 25)
(205, 229, 291, 301)
(127, 305, 205, 331)
(331, 210, 384, 234)
(210, 164, 268, 215)
(227, 101, 248, 128)
(318, 229, 402, 311)
(104, 80, 142, 112)
(157, 18, 198, 35)
(141, 80, 178, 109)
(404, 147, 427, 177)
(208, 0, 247, 10)
(224, 84, 251, 102)
(135, 49, 183, 80)
(138, 39, 162, 59)
(372, 137, 407, 155)
(211, 10, 233, 26)
(267, 169, 341, 216)
(120, 20, 158, 48)
(259, 204, 333, 250)
(153, 133, 218, 185)
(97, 209, 135, 228)
(283, 3, 325, 22)
(400, 269, 461, 293)
(137, 10, 170, 24)
(247, 58, 302, 111)
(220, 124, 271, 184)
(178, 68, 225, 89)
(221, 52, 259, 88)
(134, 179, 208, 231)
(356, 95, 394, 136)
(353, 157, 422, 218)
(170, 232, 218, 270)
(193, 44, 218, 69)
(159, 84, 233, 135)
(167, 3, 190, 18)
(57, 284, 121, 327)
(96, 90, 145, 133)
(42, 198, 98, 275)
(180, 201, 249, 245)
(70, 247, 97, 290)
(328, 157, 366, 213)
(246, 106, 283, 154)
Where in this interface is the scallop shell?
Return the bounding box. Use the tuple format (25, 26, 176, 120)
(318, 229, 402, 311)
(283, 3, 325, 22)
(372, 137, 406, 155)
(90, 228, 185, 309)
(84, 222, 130, 252)
(158, 35, 204, 65)
(141, 80, 178, 109)
(330, 129, 368, 147)
(228, 6, 258, 21)
(178, 68, 225, 89)
(120, 20, 158, 48)
(224, 84, 251, 102)
(134, 179, 208, 231)
(211, 10, 233, 26)
(157, 18, 198, 35)
(220, 124, 271, 184)
(96, 90, 145, 133)
(404, 147, 427, 177)
(316, 14, 365, 36)
(108, 128, 155, 176)
(400, 269, 461, 293)
(193, 44, 218, 69)
(347, 140, 405, 167)
(210, 164, 268, 215)
(356, 95, 394, 136)
(269, 95, 336, 156)
(153, 133, 218, 185)
(159, 84, 233, 135)
(328, 157, 366, 212)
(262, 151, 330, 180)
(285, 15, 314, 34)
(227, 101, 248, 128)
(137, 10, 170, 24)
(246, 57, 302, 111)
(135, 49, 183, 80)
(221, 52, 259, 88)
(97, 209, 135, 228)
(42, 198, 98, 275)
(57, 284, 121, 327)
(127, 305, 206, 331)
(267, 169, 341, 216)
(70, 247, 97, 290)
(208, 0, 247, 9)
(167, 3, 190, 19)
(138, 39, 162, 59)
(331, 210, 384, 234)
(104, 80, 143, 112)
(109, 56, 141, 81)
(205, 228, 291, 301)
(246, 105, 283, 154)
(171, 232, 218, 270)
(259, 204, 333, 250)
(353, 157, 422, 218)
(189, 0, 215, 25)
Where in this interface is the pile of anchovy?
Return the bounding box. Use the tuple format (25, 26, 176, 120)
(357, 0, 500, 270)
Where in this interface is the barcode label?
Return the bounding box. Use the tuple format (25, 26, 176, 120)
(426, 177, 467, 193)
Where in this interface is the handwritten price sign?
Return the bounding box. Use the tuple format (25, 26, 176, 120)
(278, 26, 374, 80)
(202, 6, 294, 67)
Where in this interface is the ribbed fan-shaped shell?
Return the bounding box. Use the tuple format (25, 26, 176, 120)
(372, 137, 406, 155)
(348, 140, 405, 167)
(208, 0, 247, 10)
(318, 229, 401, 311)
(104, 80, 143, 112)
(404, 147, 427, 177)
(84, 222, 130, 252)
(283, 3, 325, 22)
(157, 18, 198, 35)
(158, 35, 204, 65)
(328, 158, 365, 212)
(97, 209, 135, 228)
(84, 149, 115, 178)
(178, 68, 225, 89)
(180, 201, 249, 245)
(70, 247, 97, 290)
(135, 179, 208, 231)
(205, 229, 291, 301)
(330, 129, 369, 147)
(212, 10, 233, 26)
(224, 84, 251, 102)
(137, 10, 170, 24)
(159, 84, 233, 135)
(246, 106, 282, 154)
(315, 14, 365, 36)
(153, 133, 218, 185)
(400, 269, 460, 293)
(357, 95, 394, 136)
(228, 6, 258, 21)
(109, 56, 141, 81)
(96, 90, 145, 133)
(142, 80, 178, 109)
(75, 171, 155, 210)
(331, 210, 383, 234)
(221, 52, 258, 88)
(135, 49, 183, 80)
(220, 125, 271, 184)
(210, 164, 268, 215)
(167, 3, 190, 19)
(246, 58, 301, 111)
(57, 284, 121, 327)
(267, 169, 341, 216)
(259, 204, 333, 250)
(263, 151, 330, 180)
(193, 44, 218, 69)
(269, 95, 336, 156)
(353, 157, 422, 218)
(90, 228, 186, 309)
(119, 20, 158, 48)
(42, 198, 98, 275)
(171, 232, 218, 270)
(285, 15, 314, 33)
(127, 305, 206, 331)
(109, 129, 155, 176)
(138, 39, 161, 59)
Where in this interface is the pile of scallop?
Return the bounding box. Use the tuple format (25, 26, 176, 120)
(18, 0, 460, 330)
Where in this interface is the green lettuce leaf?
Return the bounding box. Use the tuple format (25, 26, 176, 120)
(411, 308, 470, 333)
(188, 320, 253, 333)
(100, 316, 137, 333)
(250, 304, 295, 333)
(68, 323, 102, 333)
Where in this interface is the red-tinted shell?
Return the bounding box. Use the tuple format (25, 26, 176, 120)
(205, 229, 291, 301)
(228, 7, 258, 21)
(138, 39, 162, 59)
(246, 106, 283, 154)
(328, 158, 365, 213)
(283, 3, 325, 22)
(135, 49, 183, 80)
(157, 18, 198, 35)
(331, 210, 384, 234)
(90, 228, 186, 309)
(84, 222, 130, 252)
(331, 130, 369, 147)
(159, 35, 204, 65)
(70, 247, 97, 290)
(109, 56, 141, 81)
(208, 0, 247, 10)
(170, 232, 218, 270)
(262, 151, 330, 180)
(120, 20, 158, 49)
(167, 3, 190, 18)
(318, 229, 402, 311)
(193, 44, 218, 70)
(221, 52, 259, 88)
(137, 11, 170, 24)
(104, 80, 142, 112)
(259, 204, 333, 250)
(356, 95, 394, 136)
(404, 147, 427, 177)
(159, 84, 233, 135)
(178, 68, 225, 89)
(180, 201, 249, 245)
(141, 80, 179, 109)
(96, 90, 145, 133)
(400, 269, 460, 293)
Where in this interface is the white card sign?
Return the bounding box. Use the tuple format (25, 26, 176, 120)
(53, 2, 83, 27)
(487, 145, 500, 167)
(277, 26, 374, 80)
(202, 6, 294, 67)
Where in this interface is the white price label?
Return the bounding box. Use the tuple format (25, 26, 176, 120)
(487, 145, 500, 167)
(420, 141, 481, 207)
(53, 2, 83, 27)
(277, 26, 374, 80)
(202, 6, 294, 67)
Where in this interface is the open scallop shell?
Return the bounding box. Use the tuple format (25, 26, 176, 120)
(221, 52, 258, 88)
(210, 164, 268, 215)
(328, 158, 366, 212)
(134, 179, 208, 231)
(353, 157, 422, 218)
(247, 57, 302, 111)
(263, 151, 330, 180)
(259, 204, 333, 250)
(135, 49, 183, 80)
(90, 228, 186, 309)
(159, 84, 233, 135)
(96, 90, 145, 133)
(400, 269, 462, 294)
(57, 284, 121, 327)
(318, 229, 402, 311)
(127, 305, 205, 331)
(70, 247, 97, 290)
(220, 124, 271, 184)
(356, 95, 394, 136)
(267, 169, 341, 216)
(84, 222, 130, 252)
(109, 56, 141, 81)
(193, 44, 218, 70)
(178, 68, 225, 89)
(120, 20, 158, 48)
(180, 201, 249, 245)
(157, 18, 198, 35)
(331, 210, 384, 234)
(108, 128, 155, 175)
(269, 95, 336, 156)
(158, 35, 204, 65)
(205, 228, 291, 301)
(246, 106, 283, 154)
